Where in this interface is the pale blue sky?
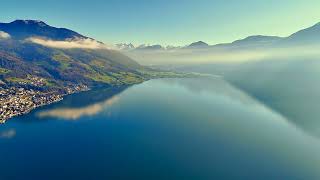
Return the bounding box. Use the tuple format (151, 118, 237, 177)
(2, 0, 320, 45)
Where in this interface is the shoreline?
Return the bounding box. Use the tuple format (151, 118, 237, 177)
(0, 97, 63, 124)
(0, 85, 90, 124)
(0, 72, 196, 124)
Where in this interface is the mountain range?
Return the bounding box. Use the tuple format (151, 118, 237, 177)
(2, 19, 318, 87)
(117, 22, 320, 52)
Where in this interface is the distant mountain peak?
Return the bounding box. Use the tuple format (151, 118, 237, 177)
(135, 44, 164, 51)
(187, 41, 209, 48)
(116, 43, 135, 50)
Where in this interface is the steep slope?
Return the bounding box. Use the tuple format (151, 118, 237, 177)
(0, 20, 145, 90)
(281, 22, 320, 45)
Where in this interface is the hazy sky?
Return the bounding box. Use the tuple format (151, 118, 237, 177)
(2, 0, 320, 46)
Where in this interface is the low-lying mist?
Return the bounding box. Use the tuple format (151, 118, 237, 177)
(125, 45, 320, 66)
(128, 45, 320, 138)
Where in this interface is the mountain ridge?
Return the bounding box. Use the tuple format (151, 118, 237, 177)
(0, 20, 88, 41)
(117, 21, 320, 51)
(282, 22, 320, 45)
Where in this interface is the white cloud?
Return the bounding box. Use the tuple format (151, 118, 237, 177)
(27, 37, 113, 49)
(0, 31, 11, 39)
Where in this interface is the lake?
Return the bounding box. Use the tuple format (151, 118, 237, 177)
(1, 77, 320, 179)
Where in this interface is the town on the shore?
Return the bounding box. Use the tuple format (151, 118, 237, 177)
(0, 76, 89, 123)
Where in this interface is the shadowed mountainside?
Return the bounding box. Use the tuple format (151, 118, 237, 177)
(0, 20, 149, 90)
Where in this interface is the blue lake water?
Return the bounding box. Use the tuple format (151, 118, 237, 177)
(1, 77, 320, 179)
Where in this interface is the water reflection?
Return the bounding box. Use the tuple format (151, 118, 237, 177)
(1, 78, 320, 179)
(11, 86, 129, 123)
(224, 58, 320, 138)
(0, 129, 16, 139)
(37, 95, 120, 120)
(158, 77, 267, 105)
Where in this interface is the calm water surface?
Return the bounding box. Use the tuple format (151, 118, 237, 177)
(1, 77, 320, 180)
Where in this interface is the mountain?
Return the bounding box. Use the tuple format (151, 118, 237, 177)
(135, 44, 164, 51)
(217, 35, 283, 49)
(116, 43, 135, 50)
(281, 22, 320, 45)
(224, 22, 320, 47)
(118, 43, 181, 51)
(186, 41, 209, 49)
(217, 22, 320, 48)
(0, 20, 147, 91)
(0, 20, 87, 41)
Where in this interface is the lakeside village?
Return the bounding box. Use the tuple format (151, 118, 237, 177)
(0, 76, 89, 123)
